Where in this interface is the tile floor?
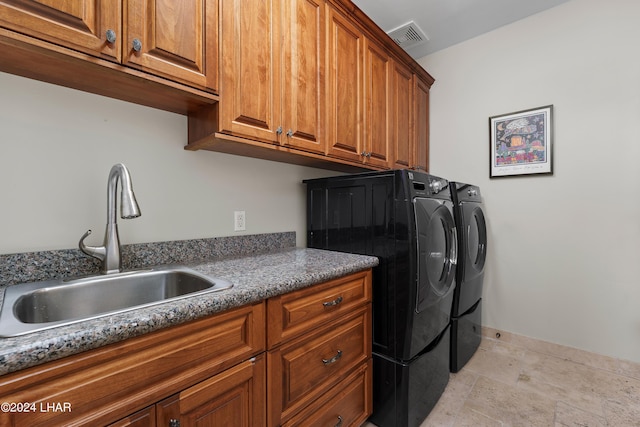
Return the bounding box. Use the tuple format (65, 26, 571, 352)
(364, 328, 640, 426)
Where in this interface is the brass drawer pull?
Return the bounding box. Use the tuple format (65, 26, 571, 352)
(322, 296, 343, 307)
(335, 415, 343, 427)
(322, 350, 343, 365)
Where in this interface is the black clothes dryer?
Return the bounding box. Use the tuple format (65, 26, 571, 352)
(449, 182, 487, 373)
(305, 169, 457, 427)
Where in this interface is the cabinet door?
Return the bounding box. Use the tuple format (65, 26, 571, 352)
(124, 0, 217, 90)
(413, 76, 430, 171)
(391, 61, 414, 169)
(325, 5, 363, 163)
(0, 0, 120, 61)
(363, 37, 391, 169)
(157, 355, 266, 427)
(108, 406, 155, 427)
(280, 0, 325, 154)
(219, 0, 281, 143)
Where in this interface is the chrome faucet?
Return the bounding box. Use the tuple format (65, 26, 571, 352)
(79, 163, 141, 274)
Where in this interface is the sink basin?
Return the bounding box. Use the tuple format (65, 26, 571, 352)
(0, 266, 233, 337)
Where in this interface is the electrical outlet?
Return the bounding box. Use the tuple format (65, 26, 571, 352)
(234, 211, 246, 231)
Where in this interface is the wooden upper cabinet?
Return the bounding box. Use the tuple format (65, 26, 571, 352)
(0, 0, 217, 91)
(124, 0, 218, 90)
(0, 0, 121, 61)
(219, 0, 280, 142)
(280, 0, 324, 154)
(195, 0, 432, 172)
(413, 76, 430, 171)
(326, 5, 364, 163)
(0, 0, 431, 171)
(391, 60, 414, 169)
(219, 0, 324, 153)
(363, 37, 391, 169)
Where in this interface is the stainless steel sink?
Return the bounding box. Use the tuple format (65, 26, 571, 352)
(0, 266, 233, 337)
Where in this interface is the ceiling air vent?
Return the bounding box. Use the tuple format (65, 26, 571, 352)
(387, 21, 428, 51)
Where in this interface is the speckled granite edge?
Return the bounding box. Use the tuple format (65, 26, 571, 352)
(0, 247, 379, 376)
(0, 232, 296, 287)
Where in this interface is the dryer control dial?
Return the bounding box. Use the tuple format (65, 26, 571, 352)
(429, 180, 444, 193)
(429, 178, 449, 194)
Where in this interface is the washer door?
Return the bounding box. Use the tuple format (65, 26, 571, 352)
(414, 198, 457, 313)
(462, 202, 487, 278)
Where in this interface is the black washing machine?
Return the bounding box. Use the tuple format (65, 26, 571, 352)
(304, 169, 457, 427)
(449, 182, 487, 373)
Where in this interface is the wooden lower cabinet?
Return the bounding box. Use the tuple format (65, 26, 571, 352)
(109, 356, 266, 427)
(0, 270, 372, 427)
(267, 270, 373, 427)
(283, 359, 372, 427)
(109, 406, 156, 427)
(0, 303, 265, 427)
(155, 355, 266, 427)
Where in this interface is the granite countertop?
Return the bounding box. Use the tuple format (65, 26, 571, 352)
(0, 247, 378, 376)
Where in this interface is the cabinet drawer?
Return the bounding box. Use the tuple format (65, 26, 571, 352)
(283, 359, 372, 427)
(0, 302, 265, 427)
(268, 306, 371, 425)
(267, 269, 372, 347)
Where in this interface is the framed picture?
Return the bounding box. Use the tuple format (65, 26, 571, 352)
(489, 105, 553, 178)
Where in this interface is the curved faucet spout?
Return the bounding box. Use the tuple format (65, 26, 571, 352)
(80, 163, 142, 274)
(108, 163, 141, 222)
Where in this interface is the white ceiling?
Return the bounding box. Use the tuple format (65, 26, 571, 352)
(351, 0, 571, 59)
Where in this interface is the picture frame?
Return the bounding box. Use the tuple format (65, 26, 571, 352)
(489, 105, 553, 178)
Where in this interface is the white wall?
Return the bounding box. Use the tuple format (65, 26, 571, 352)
(420, 0, 640, 362)
(0, 72, 335, 254)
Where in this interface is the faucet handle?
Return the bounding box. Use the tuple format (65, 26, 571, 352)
(79, 229, 106, 261)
